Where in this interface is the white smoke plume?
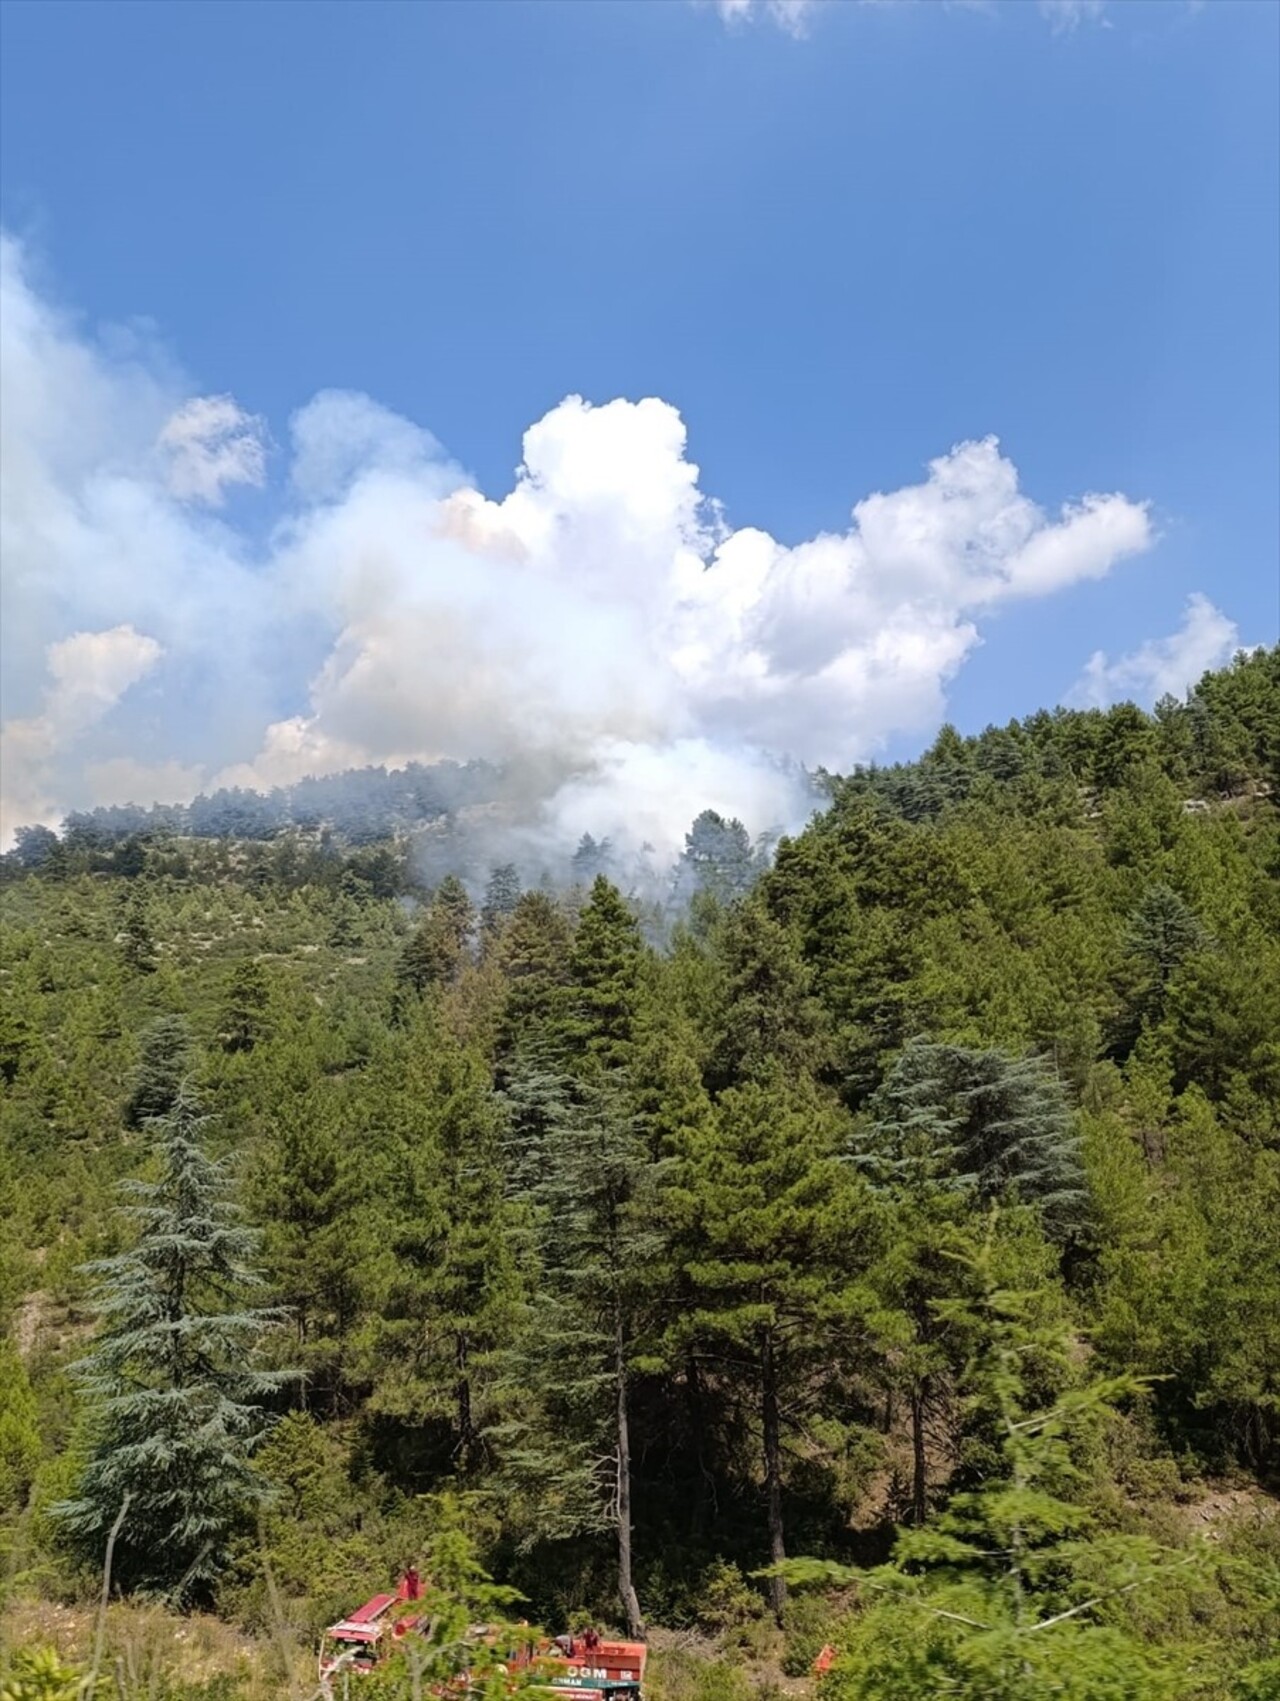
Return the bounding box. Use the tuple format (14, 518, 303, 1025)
(158, 395, 267, 506)
(1, 232, 1156, 859)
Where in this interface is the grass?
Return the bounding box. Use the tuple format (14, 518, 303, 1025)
(0, 1598, 815, 1701)
(0, 1594, 311, 1699)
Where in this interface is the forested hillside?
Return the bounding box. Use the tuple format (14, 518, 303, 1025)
(2, 647, 1278, 1699)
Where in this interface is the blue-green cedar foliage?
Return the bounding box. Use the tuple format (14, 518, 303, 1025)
(53, 1084, 290, 1598)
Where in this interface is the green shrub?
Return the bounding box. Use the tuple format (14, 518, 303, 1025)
(0, 1647, 102, 1701)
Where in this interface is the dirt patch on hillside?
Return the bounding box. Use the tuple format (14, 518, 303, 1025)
(13, 1287, 49, 1358)
(1178, 1482, 1280, 1539)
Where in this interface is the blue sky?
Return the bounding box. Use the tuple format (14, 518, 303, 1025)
(0, 0, 1276, 848)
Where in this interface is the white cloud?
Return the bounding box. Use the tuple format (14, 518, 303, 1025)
(713, 0, 824, 37)
(1, 625, 162, 835)
(707, 0, 1117, 37)
(663, 434, 1151, 764)
(1038, 0, 1108, 34)
(0, 232, 1161, 858)
(212, 715, 368, 793)
(1070, 593, 1241, 708)
(158, 394, 267, 504)
(43, 626, 163, 730)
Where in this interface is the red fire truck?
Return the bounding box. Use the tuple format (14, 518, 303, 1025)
(318, 1591, 423, 1682)
(318, 1590, 646, 1699)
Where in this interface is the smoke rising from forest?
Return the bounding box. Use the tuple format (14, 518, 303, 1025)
(2, 231, 1166, 859)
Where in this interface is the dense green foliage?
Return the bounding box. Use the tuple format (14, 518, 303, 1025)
(782, 1223, 1217, 1699)
(50, 1087, 288, 1599)
(2, 648, 1278, 1697)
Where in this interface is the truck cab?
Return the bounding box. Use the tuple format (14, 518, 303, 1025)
(318, 1593, 421, 1684)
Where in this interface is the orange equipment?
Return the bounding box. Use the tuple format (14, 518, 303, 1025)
(537, 1634, 647, 1701)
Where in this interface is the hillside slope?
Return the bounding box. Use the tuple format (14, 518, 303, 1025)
(2, 647, 1278, 1699)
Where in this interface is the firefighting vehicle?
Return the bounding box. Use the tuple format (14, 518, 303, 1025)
(317, 1590, 423, 1682)
(534, 1631, 647, 1701)
(318, 1584, 646, 1699)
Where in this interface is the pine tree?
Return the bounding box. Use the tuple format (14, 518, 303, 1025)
(665, 1068, 873, 1622)
(8, 823, 62, 873)
(916, 722, 977, 814)
(398, 876, 476, 996)
(709, 899, 826, 1089)
(500, 1061, 657, 1637)
(0, 1174, 26, 1329)
(495, 884, 655, 1633)
(53, 1085, 288, 1598)
(676, 810, 757, 907)
(862, 1185, 975, 1529)
(373, 1027, 529, 1472)
(118, 888, 156, 974)
(0, 957, 46, 1087)
(784, 1220, 1198, 1700)
(327, 891, 363, 949)
(494, 891, 575, 1064)
(629, 990, 715, 1164)
(482, 863, 523, 933)
(434, 875, 477, 956)
(567, 877, 647, 1069)
(253, 1077, 377, 1409)
(974, 725, 1029, 783)
(218, 960, 272, 1054)
(0, 1336, 40, 1512)
(572, 833, 613, 885)
(123, 1014, 194, 1129)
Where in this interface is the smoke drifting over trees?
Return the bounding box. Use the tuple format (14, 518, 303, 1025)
(1, 232, 1213, 869)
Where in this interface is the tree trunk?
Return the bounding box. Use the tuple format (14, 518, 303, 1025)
(685, 1351, 712, 1543)
(615, 1312, 645, 1639)
(455, 1330, 476, 1470)
(762, 1328, 787, 1625)
(910, 1380, 928, 1526)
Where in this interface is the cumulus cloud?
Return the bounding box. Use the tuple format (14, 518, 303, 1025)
(1, 626, 162, 832)
(42, 626, 163, 725)
(1070, 594, 1241, 708)
(1, 231, 1159, 857)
